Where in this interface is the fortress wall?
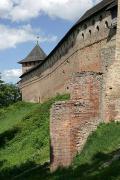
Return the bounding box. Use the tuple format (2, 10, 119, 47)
(20, 9, 116, 103)
(21, 48, 79, 102)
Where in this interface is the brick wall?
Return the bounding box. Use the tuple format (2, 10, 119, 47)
(50, 72, 103, 171)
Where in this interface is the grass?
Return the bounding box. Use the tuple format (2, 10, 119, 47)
(0, 95, 120, 179)
(0, 94, 70, 179)
(14, 122, 120, 180)
(0, 102, 39, 134)
(74, 122, 120, 166)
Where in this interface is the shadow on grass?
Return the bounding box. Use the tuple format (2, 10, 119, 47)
(53, 150, 120, 180)
(0, 127, 20, 148)
(0, 161, 50, 180)
(0, 150, 120, 180)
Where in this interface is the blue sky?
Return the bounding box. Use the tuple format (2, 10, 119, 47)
(0, 0, 100, 83)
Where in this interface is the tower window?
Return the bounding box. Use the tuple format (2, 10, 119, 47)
(89, 30, 92, 35)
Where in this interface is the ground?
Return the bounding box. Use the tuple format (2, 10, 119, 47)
(0, 95, 120, 180)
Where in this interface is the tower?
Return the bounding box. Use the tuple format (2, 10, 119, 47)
(18, 43, 46, 74)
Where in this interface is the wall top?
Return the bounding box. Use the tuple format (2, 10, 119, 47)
(20, 0, 117, 78)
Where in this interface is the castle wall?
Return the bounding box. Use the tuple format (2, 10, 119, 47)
(20, 9, 116, 103)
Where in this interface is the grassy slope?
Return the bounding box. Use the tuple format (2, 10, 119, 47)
(0, 94, 70, 179)
(16, 123, 120, 180)
(0, 96, 120, 179)
(0, 102, 39, 134)
(52, 122, 120, 180)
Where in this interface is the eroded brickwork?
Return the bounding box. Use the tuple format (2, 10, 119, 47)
(50, 72, 103, 171)
(50, 102, 71, 170)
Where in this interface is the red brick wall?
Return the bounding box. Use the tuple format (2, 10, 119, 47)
(50, 72, 103, 171)
(50, 102, 72, 170)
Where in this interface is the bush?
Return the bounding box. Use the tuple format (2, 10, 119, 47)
(0, 78, 21, 108)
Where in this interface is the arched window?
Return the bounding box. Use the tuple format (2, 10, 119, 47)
(89, 29, 92, 35)
(105, 21, 109, 28)
(82, 33, 84, 39)
(96, 25, 99, 31)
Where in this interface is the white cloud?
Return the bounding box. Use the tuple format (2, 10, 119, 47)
(0, 0, 101, 22)
(2, 68, 22, 82)
(0, 0, 13, 17)
(0, 24, 57, 50)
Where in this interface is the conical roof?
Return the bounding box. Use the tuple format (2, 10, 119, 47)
(18, 44, 46, 64)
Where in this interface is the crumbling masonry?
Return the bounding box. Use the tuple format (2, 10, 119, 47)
(50, 72, 103, 171)
(19, 0, 120, 171)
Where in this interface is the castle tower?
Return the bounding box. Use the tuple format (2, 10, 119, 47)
(18, 43, 46, 74)
(105, 0, 120, 121)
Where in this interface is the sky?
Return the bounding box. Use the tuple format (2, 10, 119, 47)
(0, 0, 101, 83)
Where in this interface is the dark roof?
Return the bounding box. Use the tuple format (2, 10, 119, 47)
(18, 44, 46, 64)
(106, 0, 117, 10)
(75, 0, 116, 26)
(20, 0, 116, 78)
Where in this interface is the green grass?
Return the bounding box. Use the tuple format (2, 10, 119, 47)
(0, 94, 70, 179)
(0, 95, 120, 180)
(74, 122, 120, 166)
(0, 102, 39, 134)
(15, 122, 120, 180)
(52, 122, 120, 180)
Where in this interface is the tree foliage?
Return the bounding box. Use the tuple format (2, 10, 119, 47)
(0, 74, 21, 107)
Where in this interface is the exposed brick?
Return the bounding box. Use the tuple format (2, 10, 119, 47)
(50, 72, 103, 171)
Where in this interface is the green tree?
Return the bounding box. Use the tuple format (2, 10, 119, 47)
(0, 73, 4, 84)
(0, 74, 21, 107)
